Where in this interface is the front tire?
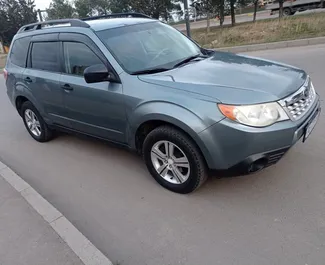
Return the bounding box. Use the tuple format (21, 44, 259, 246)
(143, 126, 208, 194)
(21, 101, 53, 142)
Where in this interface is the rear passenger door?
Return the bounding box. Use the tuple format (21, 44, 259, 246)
(59, 33, 126, 143)
(6, 36, 31, 96)
(23, 34, 69, 127)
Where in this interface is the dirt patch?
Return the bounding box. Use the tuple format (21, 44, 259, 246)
(0, 54, 7, 71)
(191, 12, 325, 48)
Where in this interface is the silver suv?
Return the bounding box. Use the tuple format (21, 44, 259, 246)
(5, 13, 321, 193)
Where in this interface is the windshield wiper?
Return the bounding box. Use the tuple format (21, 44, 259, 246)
(131, 68, 171, 75)
(172, 54, 207, 68)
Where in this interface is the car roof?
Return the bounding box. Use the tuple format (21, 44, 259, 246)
(16, 14, 158, 38)
(86, 18, 156, 31)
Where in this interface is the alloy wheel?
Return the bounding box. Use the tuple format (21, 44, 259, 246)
(24, 109, 42, 137)
(150, 140, 190, 184)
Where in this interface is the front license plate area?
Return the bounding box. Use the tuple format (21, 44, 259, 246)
(303, 109, 320, 142)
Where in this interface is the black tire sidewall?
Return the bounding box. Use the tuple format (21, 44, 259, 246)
(143, 127, 206, 194)
(21, 101, 50, 142)
(283, 8, 291, 16)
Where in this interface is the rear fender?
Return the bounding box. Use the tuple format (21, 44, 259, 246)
(14, 84, 47, 120)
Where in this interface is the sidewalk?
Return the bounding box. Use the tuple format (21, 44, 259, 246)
(0, 174, 84, 265)
(0, 160, 113, 265)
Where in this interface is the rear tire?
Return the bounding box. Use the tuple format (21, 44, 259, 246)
(143, 126, 208, 194)
(283, 8, 292, 16)
(21, 101, 53, 142)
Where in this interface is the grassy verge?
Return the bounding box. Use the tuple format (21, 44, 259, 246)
(191, 12, 325, 48)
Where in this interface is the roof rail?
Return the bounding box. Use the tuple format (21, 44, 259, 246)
(81, 12, 151, 21)
(18, 19, 90, 33)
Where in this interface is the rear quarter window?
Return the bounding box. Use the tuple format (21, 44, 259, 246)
(9, 37, 31, 68)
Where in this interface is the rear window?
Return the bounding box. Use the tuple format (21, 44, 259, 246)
(9, 37, 31, 68)
(31, 42, 60, 72)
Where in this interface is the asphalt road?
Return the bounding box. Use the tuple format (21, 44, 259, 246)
(174, 9, 325, 31)
(1, 44, 325, 265)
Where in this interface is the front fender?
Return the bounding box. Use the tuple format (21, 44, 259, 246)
(128, 101, 217, 167)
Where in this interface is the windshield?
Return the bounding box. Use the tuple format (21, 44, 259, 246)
(96, 22, 201, 74)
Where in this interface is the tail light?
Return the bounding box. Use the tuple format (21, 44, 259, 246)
(3, 69, 8, 81)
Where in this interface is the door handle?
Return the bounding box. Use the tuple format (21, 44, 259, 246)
(61, 84, 73, 91)
(24, 77, 33, 83)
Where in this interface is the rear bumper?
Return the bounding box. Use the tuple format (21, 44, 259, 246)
(199, 96, 321, 172)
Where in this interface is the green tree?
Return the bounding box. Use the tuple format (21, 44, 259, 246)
(192, 0, 222, 31)
(253, 0, 258, 22)
(92, 0, 110, 15)
(46, 0, 75, 19)
(72, 0, 182, 20)
(218, 0, 225, 26)
(278, 0, 283, 18)
(130, 0, 181, 19)
(230, 0, 236, 25)
(74, 0, 112, 17)
(74, 0, 93, 17)
(109, 0, 132, 13)
(0, 0, 37, 45)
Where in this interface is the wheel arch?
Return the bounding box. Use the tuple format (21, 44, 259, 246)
(13, 86, 46, 119)
(129, 104, 215, 169)
(15, 95, 29, 116)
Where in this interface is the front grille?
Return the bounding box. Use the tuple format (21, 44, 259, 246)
(279, 77, 316, 121)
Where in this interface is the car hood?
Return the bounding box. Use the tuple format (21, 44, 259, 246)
(138, 52, 307, 104)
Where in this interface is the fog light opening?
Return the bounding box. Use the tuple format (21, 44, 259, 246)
(248, 158, 267, 173)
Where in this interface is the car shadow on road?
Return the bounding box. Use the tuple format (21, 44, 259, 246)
(54, 129, 319, 203)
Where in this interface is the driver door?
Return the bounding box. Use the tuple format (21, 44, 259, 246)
(59, 33, 127, 143)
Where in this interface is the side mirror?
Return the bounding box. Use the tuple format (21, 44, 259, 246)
(200, 47, 215, 56)
(84, 64, 119, 84)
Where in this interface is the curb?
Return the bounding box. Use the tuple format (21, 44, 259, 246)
(224, 10, 268, 19)
(215, 36, 325, 53)
(0, 160, 113, 265)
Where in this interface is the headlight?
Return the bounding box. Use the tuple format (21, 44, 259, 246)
(218, 102, 289, 127)
(310, 81, 316, 95)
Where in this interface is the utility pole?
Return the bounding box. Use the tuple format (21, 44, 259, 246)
(183, 0, 191, 38)
(37, 9, 46, 21)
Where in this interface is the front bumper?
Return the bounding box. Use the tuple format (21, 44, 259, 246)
(198, 96, 321, 172)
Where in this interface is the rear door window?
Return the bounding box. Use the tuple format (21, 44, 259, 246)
(31, 42, 60, 72)
(10, 37, 31, 67)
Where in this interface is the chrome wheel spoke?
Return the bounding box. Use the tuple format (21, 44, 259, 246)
(27, 121, 33, 129)
(34, 126, 41, 136)
(152, 147, 167, 161)
(160, 166, 169, 177)
(168, 142, 174, 157)
(164, 141, 169, 156)
(171, 166, 184, 184)
(25, 111, 32, 122)
(173, 156, 190, 168)
(157, 164, 167, 174)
